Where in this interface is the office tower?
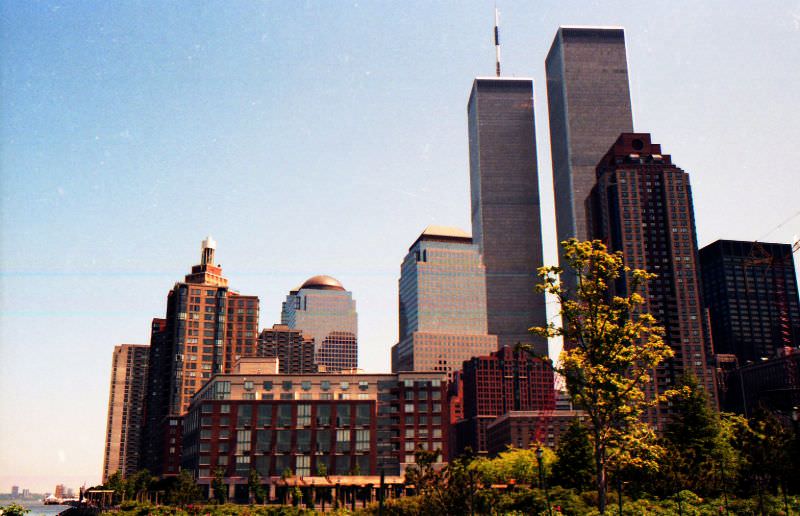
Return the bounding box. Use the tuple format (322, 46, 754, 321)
(281, 275, 357, 372)
(140, 237, 259, 474)
(588, 133, 716, 422)
(467, 77, 547, 354)
(180, 367, 447, 500)
(546, 27, 634, 287)
(257, 324, 318, 374)
(11, 486, 18, 498)
(54, 485, 65, 499)
(102, 344, 149, 482)
(699, 239, 800, 363)
(391, 226, 497, 377)
(451, 346, 554, 455)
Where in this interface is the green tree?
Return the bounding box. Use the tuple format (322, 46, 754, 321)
(0, 503, 30, 516)
(168, 470, 201, 506)
(657, 374, 723, 497)
(529, 239, 675, 513)
(552, 419, 595, 490)
(211, 468, 227, 504)
(470, 446, 555, 486)
(404, 448, 442, 496)
(248, 467, 266, 504)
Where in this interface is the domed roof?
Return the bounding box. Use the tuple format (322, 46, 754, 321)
(300, 275, 345, 291)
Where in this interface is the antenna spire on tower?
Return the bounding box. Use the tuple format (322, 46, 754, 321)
(494, 7, 501, 77)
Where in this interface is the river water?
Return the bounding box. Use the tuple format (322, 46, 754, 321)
(12, 502, 71, 516)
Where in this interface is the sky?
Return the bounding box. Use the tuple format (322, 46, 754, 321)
(1, 0, 799, 494)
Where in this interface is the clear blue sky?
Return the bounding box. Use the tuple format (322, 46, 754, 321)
(1, 0, 798, 493)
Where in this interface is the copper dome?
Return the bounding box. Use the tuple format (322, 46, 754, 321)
(300, 275, 346, 291)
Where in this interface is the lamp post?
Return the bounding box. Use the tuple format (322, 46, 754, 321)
(536, 447, 552, 516)
(379, 466, 385, 516)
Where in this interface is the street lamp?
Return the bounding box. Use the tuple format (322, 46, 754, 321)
(535, 447, 552, 516)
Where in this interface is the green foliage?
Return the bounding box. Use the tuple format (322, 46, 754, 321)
(169, 470, 202, 506)
(0, 503, 30, 516)
(552, 419, 594, 491)
(470, 446, 555, 486)
(528, 239, 676, 513)
(248, 468, 266, 504)
(211, 468, 227, 504)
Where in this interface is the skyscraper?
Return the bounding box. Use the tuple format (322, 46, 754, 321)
(102, 344, 149, 482)
(140, 237, 259, 473)
(391, 226, 498, 377)
(588, 133, 716, 423)
(467, 77, 547, 354)
(281, 275, 358, 372)
(546, 26, 634, 286)
(699, 239, 800, 363)
(257, 323, 318, 374)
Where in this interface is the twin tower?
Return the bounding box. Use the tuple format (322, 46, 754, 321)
(444, 28, 634, 355)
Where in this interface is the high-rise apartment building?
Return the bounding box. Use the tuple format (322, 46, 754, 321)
(140, 237, 259, 474)
(546, 27, 634, 287)
(588, 133, 716, 422)
(257, 324, 317, 374)
(281, 276, 357, 372)
(451, 346, 555, 455)
(102, 344, 149, 482)
(467, 77, 547, 354)
(699, 239, 800, 363)
(391, 226, 497, 377)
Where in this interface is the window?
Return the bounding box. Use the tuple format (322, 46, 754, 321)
(256, 430, 271, 452)
(321, 380, 331, 391)
(297, 430, 311, 452)
(316, 429, 331, 452)
(337, 405, 350, 426)
(257, 405, 271, 426)
(297, 404, 311, 426)
(337, 429, 351, 452)
(282, 380, 293, 391)
(276, 430, 292, 452)
(336, 456, 351, 475)
(236, 455, 250, 475)
(296, 455, 311, 477)
(355, 430, 370, 451)
(236, 430, 251, 454)
(358, 381, 369, 391)
(356, 404, 371, 426)
(244, 381, 254, 391)
(301, 381, 312, 391)
(237, 405, 252, 427)
(316, 405, 331, 425)
(263, 381, 273, 391)
(220, 404, 230, 414)
(277, 405, 292, 427)
(340, 381, 350, 390)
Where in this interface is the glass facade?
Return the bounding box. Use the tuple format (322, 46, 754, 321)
(391, 227, 498, 377)
(280, 277, 357, 372)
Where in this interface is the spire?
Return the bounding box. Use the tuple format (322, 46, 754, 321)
(494, 7, 501, 77)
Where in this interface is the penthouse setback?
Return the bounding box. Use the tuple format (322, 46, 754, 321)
(181, 359, 448, 502)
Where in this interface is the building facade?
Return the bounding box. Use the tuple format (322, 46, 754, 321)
(451, 346, 555, 455)
(486, 410, 589, 454)
(699, 239, 800, 363)
(588, 133, 716, 423)
(391, 226, 497, 378)
(467, 77, 547, 354)
(281, 276, 357, 372)
(140, 237, 259, 474)
(180, 369, 448, 500)
(102, 344, 149, 482)
(546, 26, 634, 251)
(719, 348, 800, 419)
(257, 324, 317, 374)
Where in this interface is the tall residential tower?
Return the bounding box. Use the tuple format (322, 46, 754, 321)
(391, 226, 497, 377)
(588, 133, 716, 424)
(102, 344, 149, 482)
(467, 77, 547, 354)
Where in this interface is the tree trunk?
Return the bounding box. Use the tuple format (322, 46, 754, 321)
(596, 440, 607, 514)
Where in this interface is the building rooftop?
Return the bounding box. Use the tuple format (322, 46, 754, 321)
(299, 275, 346, 291)
(410, 225, 472, 250)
